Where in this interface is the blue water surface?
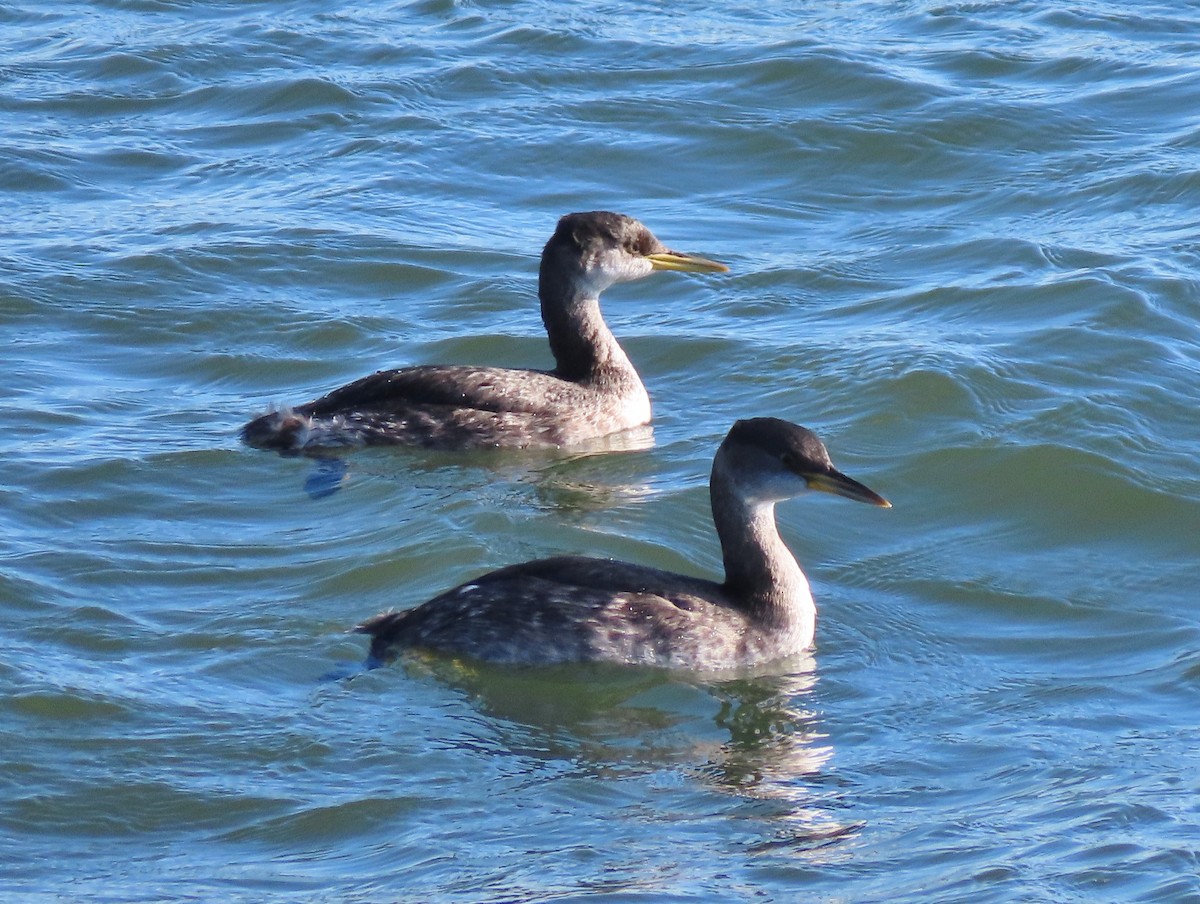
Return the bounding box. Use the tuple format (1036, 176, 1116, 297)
(2, 1, 1200, 901)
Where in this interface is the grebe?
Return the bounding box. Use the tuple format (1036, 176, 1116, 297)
(357, 418, 890, 672)
(241, 211, 727, 453)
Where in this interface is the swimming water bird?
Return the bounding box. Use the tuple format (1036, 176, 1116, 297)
(357, 418, 890, 672)
(241, 211, 727, 453)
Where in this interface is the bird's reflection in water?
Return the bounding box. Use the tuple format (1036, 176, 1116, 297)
(291, 424, 656, 504)
(388, 650, 856, 855)
(700, 668, 860, 854)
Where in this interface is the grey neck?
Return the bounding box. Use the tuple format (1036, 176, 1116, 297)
(539, 262, 635, 385)
(711, 467, 815, 635)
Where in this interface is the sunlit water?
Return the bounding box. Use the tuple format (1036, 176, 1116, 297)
(3, 1, 1200, 901)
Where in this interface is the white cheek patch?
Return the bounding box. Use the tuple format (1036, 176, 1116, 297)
(739, 471, 808, 505)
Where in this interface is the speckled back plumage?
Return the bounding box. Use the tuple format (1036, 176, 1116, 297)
(357, 555, 758, 670)
(242, 363, 647, 451)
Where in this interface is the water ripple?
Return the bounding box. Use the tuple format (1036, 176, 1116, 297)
(3, 0, 1200, 900)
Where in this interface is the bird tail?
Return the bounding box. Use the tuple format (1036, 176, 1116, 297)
(240, 408, 310, 452)
(354, 611, 405, 663)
